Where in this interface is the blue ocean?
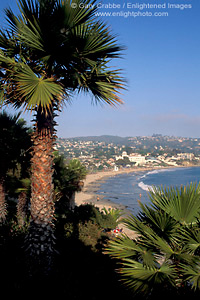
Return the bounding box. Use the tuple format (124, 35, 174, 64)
(96, 167, 200, 215)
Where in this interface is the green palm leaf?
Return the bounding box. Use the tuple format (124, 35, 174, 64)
(62, 0, 97, 26)
(1, 0, 125, 111)
(138, 201, 179, 242)
(181, 261, 200, 290)
(149, 183, 200, 224)
(181, 227, 200, 254)
(121, 214, 188, 262)
(120, 260, 176, 294)
(106, 183, 200, 295)
(15, 65, 63, 110)
(106, 235, 149, 260)
(0, 50, 63, 110)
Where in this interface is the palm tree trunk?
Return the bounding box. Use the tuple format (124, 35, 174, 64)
(68, 191, 76, 210)
(26, 107, 56, 274)
(0, 179, 7, 223)
(17, 191, 28, 226)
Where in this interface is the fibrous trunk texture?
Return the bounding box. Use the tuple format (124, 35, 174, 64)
(17, 191, 28, 226)
(68, 191, 75, 210)
(25, 108, 56, 274)
(31, 127, 54, 226)
(0, 179, 7, 223)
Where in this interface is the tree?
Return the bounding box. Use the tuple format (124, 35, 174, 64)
(53, 153, 87, 212)
(0, 0, 124, 266)
(0, 111, 31, 223)
(16, 178, 31, 226)
(116, 157, 132, 167)
(106, 183, 200, 299)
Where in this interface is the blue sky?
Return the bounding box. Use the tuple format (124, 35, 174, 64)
(0, 0, 200, 138)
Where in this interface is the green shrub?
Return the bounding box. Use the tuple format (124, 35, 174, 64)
(64, 222, 74, 238)
(78, 221, 101, 250)
(106, 183, 200, 298)
(102, 207, 122, 224)
(73, 204, 118, 230)
(62, 204, 120, 251)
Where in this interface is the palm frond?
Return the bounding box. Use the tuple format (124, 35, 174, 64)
(5, 4, 44, 52)
(181, 226, 200, 254)
(1, 0, 125, 110)
(15, 64, 63, 110)
(181, 261, 200, 290)
(0, 51, 63, 111)
(106, 235, 144, 259)
(123, 214, 181, 258)
(76, 63, 125, 106)
(73, 20, 124, 59)
(101, 207, 123, 223)
(62, 0, 98, 26)
(149, 183, 200, 224)
(120, 260, 176, 294)
(138, 201, 179, 242)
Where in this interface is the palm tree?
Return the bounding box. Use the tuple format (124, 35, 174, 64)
(0, 111, 31, 223)
(106, 183, 200, 298)
(0, 0, 125, 263)
(16, 178, 31, 226)
(53, 154, 87, 211)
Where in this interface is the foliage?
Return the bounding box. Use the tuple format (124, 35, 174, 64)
(0, 0, 125, 270)
(53, 153, 87, 212)
(0, 111, 32, 222)
(0, 0, 125, 112)
(106, 183, 200, 298)
(58, 204, 121, 251)
(115, 157, 132, 167)
(53, 153, 87, 194)
(102, 207, 123, 224)
(9, 219, 30, 236)
(0, 214, 133, 299)
(0, 111, 32, 179)
(78, 221, 101, 250)
(73, 204, 119, 230)
(148, 183, 200, 224)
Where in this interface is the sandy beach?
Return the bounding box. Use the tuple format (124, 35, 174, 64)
(75, 167, 146, 210)
(75, 165, 185, 238)
(75, 166, 164, 208)
(75, 167, 156, 238)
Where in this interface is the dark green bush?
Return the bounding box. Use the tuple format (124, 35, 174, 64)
(72, 204, 118, 230)
(78, 221, 101, 250)
(61, 204, 119, 251)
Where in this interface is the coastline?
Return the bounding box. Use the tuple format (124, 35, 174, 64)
(75, 166, 173, 238)
(75, 165, 198, 238)
(75, 168, 143, 238)
(75, 166, 153, 210)
(75, 165, 188, 210)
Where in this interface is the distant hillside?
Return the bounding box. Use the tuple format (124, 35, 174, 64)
(69, 135, 129, 144)
(60, 134, 200, 154)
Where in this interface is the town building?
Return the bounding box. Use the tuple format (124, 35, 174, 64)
(116, 151, 146, 166)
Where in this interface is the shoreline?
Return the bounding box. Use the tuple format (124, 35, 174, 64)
(75, 165, 198, 238)
(75, 167, 148, 238)
(75, 166, 154, 210)
(75, 165, 191, 211)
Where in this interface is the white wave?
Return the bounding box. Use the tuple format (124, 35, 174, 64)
(138, 181, 154, 192)
(145, 168, 177, 177)
(121, 192, 132, 195)
(140, 174, 146, 179)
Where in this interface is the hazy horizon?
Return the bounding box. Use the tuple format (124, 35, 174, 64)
(57, 133, 200, 139)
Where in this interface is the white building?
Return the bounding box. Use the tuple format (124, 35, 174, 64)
(177, 153, 194, 160)
(129, 153, 146, 165)
(116, 151, 146, 166)
(114, 165, 119, 171)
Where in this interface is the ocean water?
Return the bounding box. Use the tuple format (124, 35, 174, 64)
(96, 167, 200, 215)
